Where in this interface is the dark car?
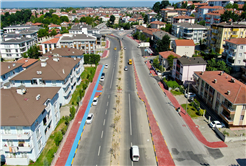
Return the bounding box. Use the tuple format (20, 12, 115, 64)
(149, 59, 153, 63)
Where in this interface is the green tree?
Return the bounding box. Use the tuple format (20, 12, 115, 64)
(156, 34, 170, 53)
(190, 13, 195, 17)
(70, 106, 76, 119)
(50, 29, 57, 36)
(144, 15, 148, 23)
(198, 20, 205, 26)
(224, 3, 233, 9)
(243, 3, 246, 11)
(206, 59, 231, 74)
(190, 4, 195, 10)
(26, 45, 41, 59)
(60, 16, 69, 22)
(153, 58, 159, 69)
(181, 1, 188, 9)
(152, 2, 161, 13)
(161, 23, 172, 33)
(167, 54, 175, 68)
(72, 9, 76, 13)
(233, 3, 238, 10)
(160, 0, 169, 9)
(54, 131, 63, 146)
(110, 15, 115, 24)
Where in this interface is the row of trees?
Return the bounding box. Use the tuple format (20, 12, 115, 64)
(84, 54, 100, 65)
(1, 9, 32, 28)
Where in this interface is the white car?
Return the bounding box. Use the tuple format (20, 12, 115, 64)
(185, 92, 196, 98)
(86, 113, 94, 124)
(209, 120, 225, 128)
(92, 97, 98, 106)
(124, 47, 126, 50)
(124, 66, 128, 71)
(105, 64, 108, 69)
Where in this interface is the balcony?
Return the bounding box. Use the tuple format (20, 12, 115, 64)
(220, 113, 233, 125)
(63, 86, 71, 96)
(231, 35, 238, 38)
(212, 32, 217, 35)
(6, 155, 29, 166)
(212, 26, 218, 29)
(242, 74, 246, 81)
(62, 78, 70, 88)
(2, 132, 31, 140)
(233, 28, 239, 31)
(241, 66, 246, 72)
(221, 102, 235, 114)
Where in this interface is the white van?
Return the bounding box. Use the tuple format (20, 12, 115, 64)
(131, 145, 140, 162)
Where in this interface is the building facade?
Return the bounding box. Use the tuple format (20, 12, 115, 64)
(1, 86, 61, 165)
(193, 71, 246, 128)
(172, 56, 207, 85)
(172, 23, 208, 44)
(172, 39, 195, 57)
(222, 38, 246, 71)
(209, 23, 246, 54)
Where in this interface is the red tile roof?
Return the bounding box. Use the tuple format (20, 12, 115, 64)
(175, 39, 195, 46)
(199, 5, 223, 9)
(129, 18, 137, 21)
(54, 34, 63, 38)
(42, 38, 60, 44)
(16, 58, 39, 68)
(174, 15, 195, 19)
(159, 51, 181, 59)
(225, 38, 246, 45)
(195, 71, 246, 104)
(150, 21, 166, 25)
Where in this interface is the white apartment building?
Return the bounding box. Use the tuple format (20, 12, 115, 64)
(1, 86, 61, 165)
(172, 39, 195, 57)
(172, 23, 208, 44)
(9, 56, 84, 106)
(222, 38, 246, 71)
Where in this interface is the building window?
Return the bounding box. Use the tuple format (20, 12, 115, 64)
(17, 126, 23, 134)
(225, 32, 227, 35)
(38, 139, 42, 150)
(240, 46, 243, 49)
(240, 115, 244, 120)
(52, 81, 56, 86)
(13, 71, 15, 75)
(238, 60, 241, 64)
(4, 127, 11, 134)
(239, 53, 242, 57)
(31, 80, 38, 85)
(7, 54, 11, 57)
(36, 128, 41, 139)
(6, 49, 11, 52)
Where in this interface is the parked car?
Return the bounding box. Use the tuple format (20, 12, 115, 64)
(93, 97, 98, 106)
(100, 76, 105, 81)
(124, 66, 128, 71)
(105, 64, 108, 69)
(209, 120, 225, 128)
(149, 59, 153, 63)
(86, 113, 94, 124)
(185, 92, 196, 98)
(124, 47, 126, 50)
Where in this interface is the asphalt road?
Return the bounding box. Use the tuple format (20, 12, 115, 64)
(122, 31, 219, 165)
(73, 36, 120, 165)
(115, 31, 157, 165)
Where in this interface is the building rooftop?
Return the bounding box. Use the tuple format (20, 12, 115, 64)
(159, 51, 181, 59)
(194, 71, 246, 104)
(175, 39, 195, 46)
(43, 48, 84, 57)
(42, 37, 60, 44)
(173, 22, 207, 29)
(225, 38, 246, 45)
(1, 87, 60, 126)
(1, 62, 23, 75)
(16, 58, 39, 68)
(178, 56, 207, 65)
(212, 22, 246, 28)
(11, 57, 80, 81)
(150, 21, 166, 25)
(153, 30, 177, 40)
(60, 34, 96, 41)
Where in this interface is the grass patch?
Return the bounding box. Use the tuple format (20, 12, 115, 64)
(31, 118, 67, 166)
(101, 42, 105, 46)
(171, 89, 183, 95)
(181, 104, 199, 118)
(70, 67, 96, 105)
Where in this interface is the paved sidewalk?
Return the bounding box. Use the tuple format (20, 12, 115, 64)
(133, 60, 175, 166)
(54, 65, 103, 166)
(144, 61, 227, 148)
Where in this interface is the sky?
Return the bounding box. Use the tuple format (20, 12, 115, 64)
(1, 0, 181, 8)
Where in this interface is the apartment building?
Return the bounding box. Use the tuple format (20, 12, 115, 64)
(147, 11, 157, 23)
(1, 86, 61, 165)
(10, 56, 84, 105)
(173, 39, 195, 57)
(161, 6, 178, 23)
(241, 59, 246, 83)
(150, 21, 166, 29)
(173, 15, 195, 24)
(69, 24, 92, 34)
(172, 56, 207, 85)
(196, 6, 223, 21)
(172, 23, 208, 44)
(0, 37, 36, 60)
(193, 71, 246, 128)
(43, 48, 84, 59)
(159, 51, 181, 69)
(209, 22, 246, 54)
(222, 38, 246, 71)
(208, 0, 234, 7)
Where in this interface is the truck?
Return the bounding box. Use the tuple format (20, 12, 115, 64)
(128, 59, 132, 65)
(137, 42, 150, 48)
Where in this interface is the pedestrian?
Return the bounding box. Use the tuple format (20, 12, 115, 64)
(149, 71, 151, 75)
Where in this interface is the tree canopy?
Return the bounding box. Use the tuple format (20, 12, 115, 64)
(206, 59, 231, 74)
(156, 34, 170, 53)
(152, 1, 170, 13)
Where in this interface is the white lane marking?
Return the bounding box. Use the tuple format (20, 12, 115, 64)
(103, 119, 106, 126)
(101, 131, 104, 138)
(105, 109, 107, 115)
(108, 95, 110, 99)
(129, 94, 132, 136)
(131, 142, 132, 146)
(110, 68, 115, 89)
(107, 101, 109, 106)
(98, 146, 101, 156)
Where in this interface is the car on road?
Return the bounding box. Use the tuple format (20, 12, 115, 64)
(185, 92, 196, 98)
(92, 97, 98, 106)
(149, 59, 153, 63)
(86, 113, 94, 124)
(124, 47, 126, 50)
(105, 64, 108, 69)
(100, 75, 105, 81)
(209, 120, 225, 128)
(124, 66, 128, 71)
